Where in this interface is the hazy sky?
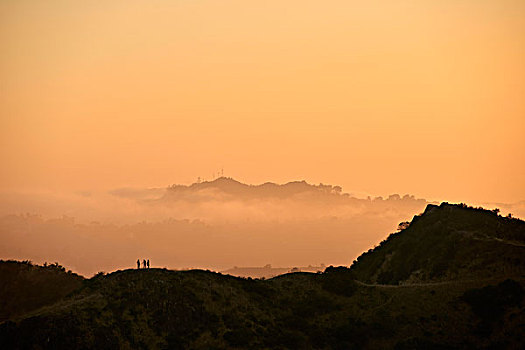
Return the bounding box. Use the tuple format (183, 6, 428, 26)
(1, 0, 524, 203)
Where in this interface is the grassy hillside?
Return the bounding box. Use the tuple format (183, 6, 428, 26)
(350, 203, 525, 284)
(1, 267, 523, 349)
(1, 203, 524, 349)
(0, 260, 84, 322)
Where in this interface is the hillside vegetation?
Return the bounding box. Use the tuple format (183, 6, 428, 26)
(351, 203, 525, 284)
(0, 260, 83, 321)
(1, 203, 524, 349)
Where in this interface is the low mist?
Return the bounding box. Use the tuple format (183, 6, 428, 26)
(1, 178, 522, 276)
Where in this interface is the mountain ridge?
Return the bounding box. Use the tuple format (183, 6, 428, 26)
(160, 177, 425, 203)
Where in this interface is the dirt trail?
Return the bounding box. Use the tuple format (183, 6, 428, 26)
(474, 236, 525, 248)
(355, 276, 525, 288)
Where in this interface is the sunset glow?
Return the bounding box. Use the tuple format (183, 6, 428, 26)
(2, 4, 525, 348)
(1, 0, 524, 204)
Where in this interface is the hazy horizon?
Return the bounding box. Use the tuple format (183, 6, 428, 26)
(1, 177, 524, 277)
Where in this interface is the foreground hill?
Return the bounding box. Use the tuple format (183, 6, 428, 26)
(0, 261, 83, 321)
(350, 203, 525, 284)
(1, 203, 524, 349)
(1, 268, 523, 349)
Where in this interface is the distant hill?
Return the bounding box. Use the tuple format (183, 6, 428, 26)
(160, 177, 428, 205)
(1, 203, 524, 349)
(222, 264, 326, 279)
(350, 203, 525, 284)
(162, 177, 346, 201)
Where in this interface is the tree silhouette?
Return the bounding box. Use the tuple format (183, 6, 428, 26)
(397, 221, 410, 231)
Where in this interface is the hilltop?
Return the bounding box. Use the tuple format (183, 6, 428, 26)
(163, 177, 346, 201)
(161, 177, 425, 204)
(350, 203, 525, 284)
(1, 203, 524, 349)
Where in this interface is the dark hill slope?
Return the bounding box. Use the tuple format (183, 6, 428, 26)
(0, 260, 84, 321)
(1, 204, 525, 349)
(1, 267, 524, 349)
(350, 203, 525, 284)
(1, 268, 358, 349)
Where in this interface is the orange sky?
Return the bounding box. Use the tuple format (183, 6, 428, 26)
(1, 0, 524, 204)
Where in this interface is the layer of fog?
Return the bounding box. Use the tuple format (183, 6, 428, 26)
(1, 178, 522, 277)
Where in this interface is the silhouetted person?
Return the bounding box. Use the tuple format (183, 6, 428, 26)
(143, 259, 146, 269)
(147, 259, 150, 269)
(137, 259, 140, 269)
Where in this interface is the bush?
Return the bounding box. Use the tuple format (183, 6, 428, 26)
(322, 267, 357, 297)
(462, 279, 524, 321)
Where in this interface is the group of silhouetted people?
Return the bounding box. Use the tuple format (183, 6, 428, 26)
(137, 259, 150, 269)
